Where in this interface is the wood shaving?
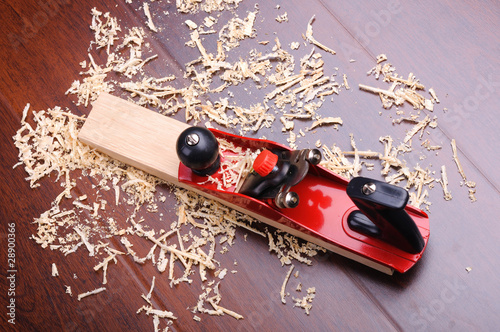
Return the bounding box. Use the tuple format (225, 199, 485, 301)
(403, 115, 431, 143)
(349, 133, 362, 177)
(376, 54, 387, 64)
(293, 287, 316, 315)
(280, 265, 295, 304)
(89, 8, 120, 54)
(66, 54, 114, 107)
(276, 12, 288, 23)
(451, 139, 477, 202)
(306, 116, 343, 131)
(185, 19, 198, 30)
(77, 287, 106, 301)
(193, 282, 243, 320)
(219, 9, 258, 51)
(137, 303, 177, 331)
(429, 87, 440, 103)
(52, 263, 59, 277)
(93, 249, 120, 284)
(268, 231, 325, 266)
(143, 3, 158, 32)
(67, 10, 158, 106)
(438, 165, 453, 201)
(451, 139, 467, 182)
(304, 16, 336, 55)
(343, 74, 350, 90)
(290, 42, 300, 50)
(421, 139, 442, 151)
(320, 144, 356, 179)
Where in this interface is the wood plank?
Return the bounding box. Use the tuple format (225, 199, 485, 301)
(79, 92, 189, 185)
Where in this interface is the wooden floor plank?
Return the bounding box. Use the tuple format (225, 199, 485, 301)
(1, 0, 499, 331)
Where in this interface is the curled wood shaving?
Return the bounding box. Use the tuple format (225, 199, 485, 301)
(219, 9, 258, 51)
(376, 54, 387, 64)
(90, 8, 121, 54)
(304, 16, 336, 55)
(67, 10, 158, 106)
(268, 231, 325, 266)
(320, 144, 355, 179)
(217, 138, 259, 190)
(66, 54, 114, 107)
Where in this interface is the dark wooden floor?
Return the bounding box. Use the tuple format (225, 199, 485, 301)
(1, 0, 499, 331)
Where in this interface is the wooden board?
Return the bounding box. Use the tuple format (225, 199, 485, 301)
(80, 92, 394, 274)
(79, 92, 189, 185)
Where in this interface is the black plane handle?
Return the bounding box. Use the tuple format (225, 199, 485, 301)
(346, 177, 425, 254)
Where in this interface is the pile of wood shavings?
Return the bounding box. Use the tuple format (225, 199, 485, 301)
(360, 55, 435, 111)
(173, 20, 344, 136)
(12, 104, 255, 327)
(74, 9, 345, 142)
(13, 105, 163, 251)
(268, 231, 326, 266)
(13, 104, 322, 329)
(321, 133, 436, 210)
(66, 9, 158, 107)
(208, 138, 260, 191)
(293, 287, 316, 315)
(218, 8, 258, 51)
(355, 55, 477, 204)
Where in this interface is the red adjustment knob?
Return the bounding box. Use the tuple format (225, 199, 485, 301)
(253, 150, 278, 177)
